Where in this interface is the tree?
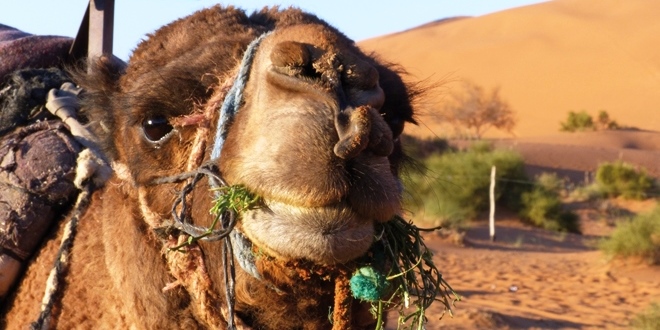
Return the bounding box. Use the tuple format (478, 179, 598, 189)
(439, 81, 516, 139)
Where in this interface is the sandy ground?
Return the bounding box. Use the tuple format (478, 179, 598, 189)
(384, 215, 660, 329)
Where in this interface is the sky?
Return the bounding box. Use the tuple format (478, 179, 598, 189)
(1, 0, 547, 61)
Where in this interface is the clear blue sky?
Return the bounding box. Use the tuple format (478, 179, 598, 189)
(1, 1, 547, 61)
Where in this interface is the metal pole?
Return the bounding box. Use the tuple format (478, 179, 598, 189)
(88, 0, 115, 61)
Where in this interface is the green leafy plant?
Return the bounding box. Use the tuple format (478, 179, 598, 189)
(596, 110, 620, 130)
(404, 143, 528, 228)
(170, 185, 260, 250)
(209, 185, 261, 215)
(520, 173, 580, 233)
(632, 302, 660, 330)
(373, 216, 459, 329)
(595, 161, 654, 200)
(560, 110, 595, 132)
(599, 206, 660, 264)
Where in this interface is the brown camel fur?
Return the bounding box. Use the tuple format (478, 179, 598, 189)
(1, 6, 418, 329)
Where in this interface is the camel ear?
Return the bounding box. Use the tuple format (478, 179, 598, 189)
(82, 55, 127, 92)
(374, 63, 416, 139)
(76, 55, 126, 161)
(88, 55, 127, 86)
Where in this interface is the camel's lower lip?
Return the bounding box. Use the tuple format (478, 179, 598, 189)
(240, 200, 375, 265)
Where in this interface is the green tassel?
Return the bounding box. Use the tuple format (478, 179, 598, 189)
(350, 266, 388, 302)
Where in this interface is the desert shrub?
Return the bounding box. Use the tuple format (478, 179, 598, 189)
(520, 173, 580, 233)
(536, 172, 564, 194)
(596, 110, 620, 130)
(599, 206, 660, 264)
(560, 110, 595, 132)
(595, 161, 654, 199)
(403, 143, 528, 228)
(568, 184, 603, 202)
(632, 302, 660, 330)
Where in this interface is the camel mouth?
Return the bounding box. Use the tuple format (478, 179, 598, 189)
(240, 199, 383, 265)
(230, 160, 402, 265)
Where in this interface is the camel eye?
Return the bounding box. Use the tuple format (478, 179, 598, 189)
(142, 116, 173, 142)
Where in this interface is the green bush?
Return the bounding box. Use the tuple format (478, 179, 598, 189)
(597, 110, 620, 130)
(403, 143, 528, 228)
(632, 302, 660, 330)
(520, 173, 580, 233)
(560, 110, 595, 132)
(536, 171, 564, 194)
(595, 161, 654, 199)
(599, 206, 660, 264)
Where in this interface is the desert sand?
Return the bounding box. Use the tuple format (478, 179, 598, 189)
(361, 0, 660, 328)
(415, 219, 660, 329)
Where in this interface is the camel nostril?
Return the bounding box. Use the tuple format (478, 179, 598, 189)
(334, 106, 394, 159)
(334, 106, 370, 159)
(270, 41, 312, 76)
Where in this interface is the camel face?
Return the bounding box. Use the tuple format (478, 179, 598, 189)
(83, 8, 415, 266)
(221, 25, 402, 264)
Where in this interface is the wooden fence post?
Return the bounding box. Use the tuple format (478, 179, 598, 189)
(489, 165, 496, 242)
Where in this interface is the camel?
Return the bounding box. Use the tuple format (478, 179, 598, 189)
(1, 5, 441, 329)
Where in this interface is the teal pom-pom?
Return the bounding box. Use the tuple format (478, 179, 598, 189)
(350, 266, 388, 302)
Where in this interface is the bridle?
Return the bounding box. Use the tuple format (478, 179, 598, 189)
(142, 32, 271, 329)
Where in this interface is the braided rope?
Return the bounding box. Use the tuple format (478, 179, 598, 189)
(29, 81, 111, 329)
(31, 183, 93, 330)
(210, 32, 271, 160)
(151, 164, 238, 242)
(151, 163, 244, 328)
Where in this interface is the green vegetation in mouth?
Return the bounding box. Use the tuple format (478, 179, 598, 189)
(209, 185, 262, 216)
(355, 216, 460, 330)
(169, 185, 261, 251)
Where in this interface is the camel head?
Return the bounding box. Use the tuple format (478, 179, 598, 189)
(81, 7, 416, 267)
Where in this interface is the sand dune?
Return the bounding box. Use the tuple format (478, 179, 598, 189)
(360, 0, 660, 138)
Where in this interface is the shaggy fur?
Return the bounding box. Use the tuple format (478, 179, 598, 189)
(1, 6, 417, 329)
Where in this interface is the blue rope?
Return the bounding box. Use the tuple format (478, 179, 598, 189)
(208, 33, 271, 329)
(211, 32, 271, 160)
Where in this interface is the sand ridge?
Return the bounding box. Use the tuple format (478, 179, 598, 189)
(385, 219, 660, 329)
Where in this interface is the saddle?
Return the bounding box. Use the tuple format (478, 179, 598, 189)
(0, 24, 85, 299)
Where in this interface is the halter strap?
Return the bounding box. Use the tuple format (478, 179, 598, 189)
(211, 32, 271, 160)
